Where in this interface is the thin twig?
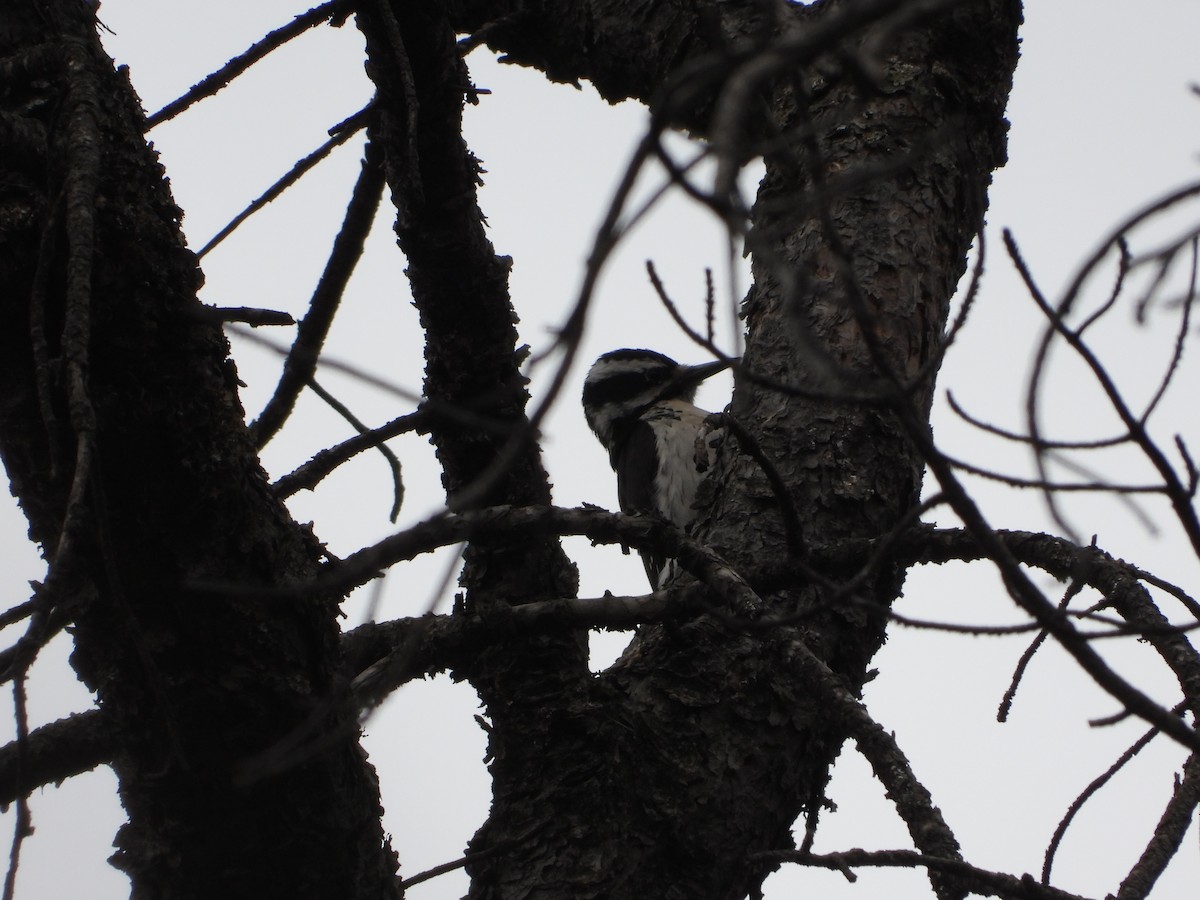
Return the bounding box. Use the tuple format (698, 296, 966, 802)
(1138, 237, 1196, 426)
(1041, 706, 1183, 885)
(946, 391, 1130, 451)
(1015, 184, 1200, 555)
(251, 134, 385, 446)
(194, 305, 295, 327)
(304, 378, 405, 521)
(758, 848, 1095, 900)
(1114, 749, 1200, 900)
(0, 675, 31, 900)
(145, 0, 353, 129)
(197, 104, 371, 259)
(272, 411, 425, 507)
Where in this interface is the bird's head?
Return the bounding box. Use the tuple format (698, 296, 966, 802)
(582, 348, 730, 452)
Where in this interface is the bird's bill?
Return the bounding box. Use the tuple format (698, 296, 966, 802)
(674, 357, 733, 388)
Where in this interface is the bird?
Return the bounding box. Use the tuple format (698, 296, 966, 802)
(582, 348, 731, 588)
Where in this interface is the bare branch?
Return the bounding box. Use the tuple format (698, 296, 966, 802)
(845, 708, 965, 900)
(250, 135, 385, 446)
(998, 576, 1087, 723)
(895, 528, 1200, 723)
(1114, 750, 1200, 900)
(272, 411, 426, 505)
(190, 504, 764, 619)
(1013, 184, 1200, 554)
(1138, 237, 1196, 426)
(193, 305, 295, 327)
(302, 378, 405, 521)
(144, 0, 354, 129)
(1042, 707, 1184, 885)
(196, 104, 371, 259)
(0, 601, 37, 633)
(0, 710, 111, 810)
(1, 674, 31, 900)
(901, 421, 1200, 748)
(946, 391, 1130, 451)
(758, 848, 1096, 900)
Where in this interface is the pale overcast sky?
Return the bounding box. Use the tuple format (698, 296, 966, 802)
(3, 2, 1200, 898)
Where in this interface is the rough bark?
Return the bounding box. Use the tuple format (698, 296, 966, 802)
(437, 1, 1022, 898)
(353, 6, 599, 899)
(449, 0, 769, 110)
(0, 4, 397, 898)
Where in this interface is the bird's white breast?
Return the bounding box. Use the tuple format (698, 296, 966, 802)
(644, 399, 716, 528)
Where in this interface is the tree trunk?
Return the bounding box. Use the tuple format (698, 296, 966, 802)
(0, 5, 398, 897)
(439, 1, 1022, 897)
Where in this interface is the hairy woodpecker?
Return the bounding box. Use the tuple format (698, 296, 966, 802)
(582, 348, 731, 588)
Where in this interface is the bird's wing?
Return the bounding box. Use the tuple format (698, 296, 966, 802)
(614, 420, 665, 586)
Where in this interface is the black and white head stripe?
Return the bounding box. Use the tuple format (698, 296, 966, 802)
(583, 349, 678, 406)
(583, 348, 729, 454)
(582, 350, 683, 448)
